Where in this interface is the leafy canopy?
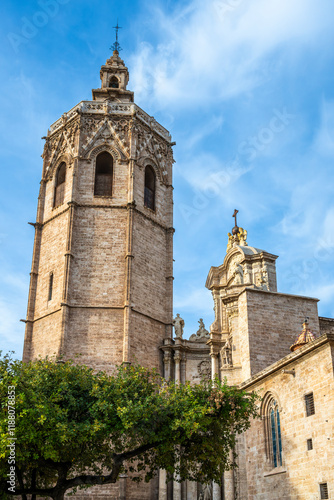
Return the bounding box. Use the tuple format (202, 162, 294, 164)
(0, 353, 259, 499)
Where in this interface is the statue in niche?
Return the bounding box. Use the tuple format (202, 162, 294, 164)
(189, 319, 209, 341)
(173, 313, 184, 339)
(231, 263, 243, 285)
(222, 337, 233, 366)
(243, 264, 251, 284)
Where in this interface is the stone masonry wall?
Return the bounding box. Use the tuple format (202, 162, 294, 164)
(238, 289, 320, 377)
(240, 338, 334, 500)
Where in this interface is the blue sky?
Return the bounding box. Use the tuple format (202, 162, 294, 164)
(1, 0, 334, 357)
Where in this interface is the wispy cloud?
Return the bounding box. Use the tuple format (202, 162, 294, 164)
(131, 0, 333, 110)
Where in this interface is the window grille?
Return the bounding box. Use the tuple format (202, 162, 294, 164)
(262, 395, 282, 468)
(94, 152, 113, 196)
(305, 393, 315, 416)
(307, 438, 313, 451)
(320, 483, 328, 499)
(48, 273, 53, 301)
(54, 162, 66, 207)
(144, 165, 155, 210)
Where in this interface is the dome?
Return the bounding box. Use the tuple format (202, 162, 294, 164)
(290, 320, 316, 352)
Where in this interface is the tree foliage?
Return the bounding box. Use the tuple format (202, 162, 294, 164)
(0, 353, 259, 499)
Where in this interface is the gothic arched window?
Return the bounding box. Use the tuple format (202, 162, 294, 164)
(144, 165, 156, 211)
(54, 162, 66, 207)
(110, 76, 119, 88)
(94, 152, 113, 197)
(262, 394, 282, 468)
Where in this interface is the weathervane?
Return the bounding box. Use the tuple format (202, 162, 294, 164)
(232, 209, 239, 235)
(110, 20, 122, 53)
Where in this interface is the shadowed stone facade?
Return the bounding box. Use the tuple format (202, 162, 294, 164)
(23, 52, 334, 499)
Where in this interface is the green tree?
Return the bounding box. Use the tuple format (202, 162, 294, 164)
(0, 353, 259, 499)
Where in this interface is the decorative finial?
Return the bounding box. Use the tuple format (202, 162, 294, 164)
(110, 20, 122, 53)
(232, 209, 239, 236)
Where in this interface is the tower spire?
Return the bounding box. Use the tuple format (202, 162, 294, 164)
(110, 20, 122, 53)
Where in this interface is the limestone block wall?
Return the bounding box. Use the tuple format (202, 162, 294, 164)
(70, 207, 127, 306)
(240, 336, 334, 500)
(33, 213, 68, 319)
(238, 289, 320, 377)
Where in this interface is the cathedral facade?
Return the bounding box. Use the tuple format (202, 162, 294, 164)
(23, 51, 334, 500)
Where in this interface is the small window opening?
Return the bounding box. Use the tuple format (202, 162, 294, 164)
(305, 393, 315, 416)
(54, 162, 66, 207)
(48, 273, 53, 301)
(262, 395, 282, 468)
(320, 483, 329, 499)
(94, 152, 113, 196)
(144, 165, 156, 211)
(110, 76, 119, 88)
(307, 438, 313, 451)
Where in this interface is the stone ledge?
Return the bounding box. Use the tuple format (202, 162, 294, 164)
(263, 466, 287, 477)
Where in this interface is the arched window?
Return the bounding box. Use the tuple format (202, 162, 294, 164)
(54, 162, 66, 207)
(109, 76, 119, 88)
(94, 152, 113, 196)
(262, 394, 282, 468)
(144, 165, 156, 210)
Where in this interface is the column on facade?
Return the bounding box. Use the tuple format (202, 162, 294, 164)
(180, 352, 186, 383)
(174, 351, 181, 383)
(158, 470, 168, 500)
(224, 450, 235, 500)
(212, 481, 221, 500)
(159, 348, 172, 500)
(211, 352, 219, 381)
(186, 480, 197, 500)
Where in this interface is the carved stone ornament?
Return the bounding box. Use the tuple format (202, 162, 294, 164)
(197, 360, 211, 381)
(134, 122, 172, 184)
(81, 117, 130, 158)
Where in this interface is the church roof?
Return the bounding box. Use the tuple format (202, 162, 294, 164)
(290, 320, 317, 352)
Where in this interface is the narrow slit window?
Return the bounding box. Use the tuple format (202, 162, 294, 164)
(48, 273, 53, 301)
(320, 483, 329, 499)
(305, 393, 315, 416)
(307, 438, 313, 451)
(54, 162, 66, 207)
(144, 165, 156, 211)
(94, 152, 113, 196)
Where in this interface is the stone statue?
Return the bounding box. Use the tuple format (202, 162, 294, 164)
(189, 319, 210, 341)
(173, 313, 184, 339)
(239, 227, 248, 246)
(232, 264, 243, 285)
(226, 232, 233, 252)
(222, 338, 233, 366)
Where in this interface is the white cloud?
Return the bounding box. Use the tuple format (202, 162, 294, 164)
(131, 0, 333, 109)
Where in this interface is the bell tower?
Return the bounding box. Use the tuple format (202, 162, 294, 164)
(23, 48, 174, 373)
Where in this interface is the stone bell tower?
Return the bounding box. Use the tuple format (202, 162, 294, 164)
(23, 48, 174, 373)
